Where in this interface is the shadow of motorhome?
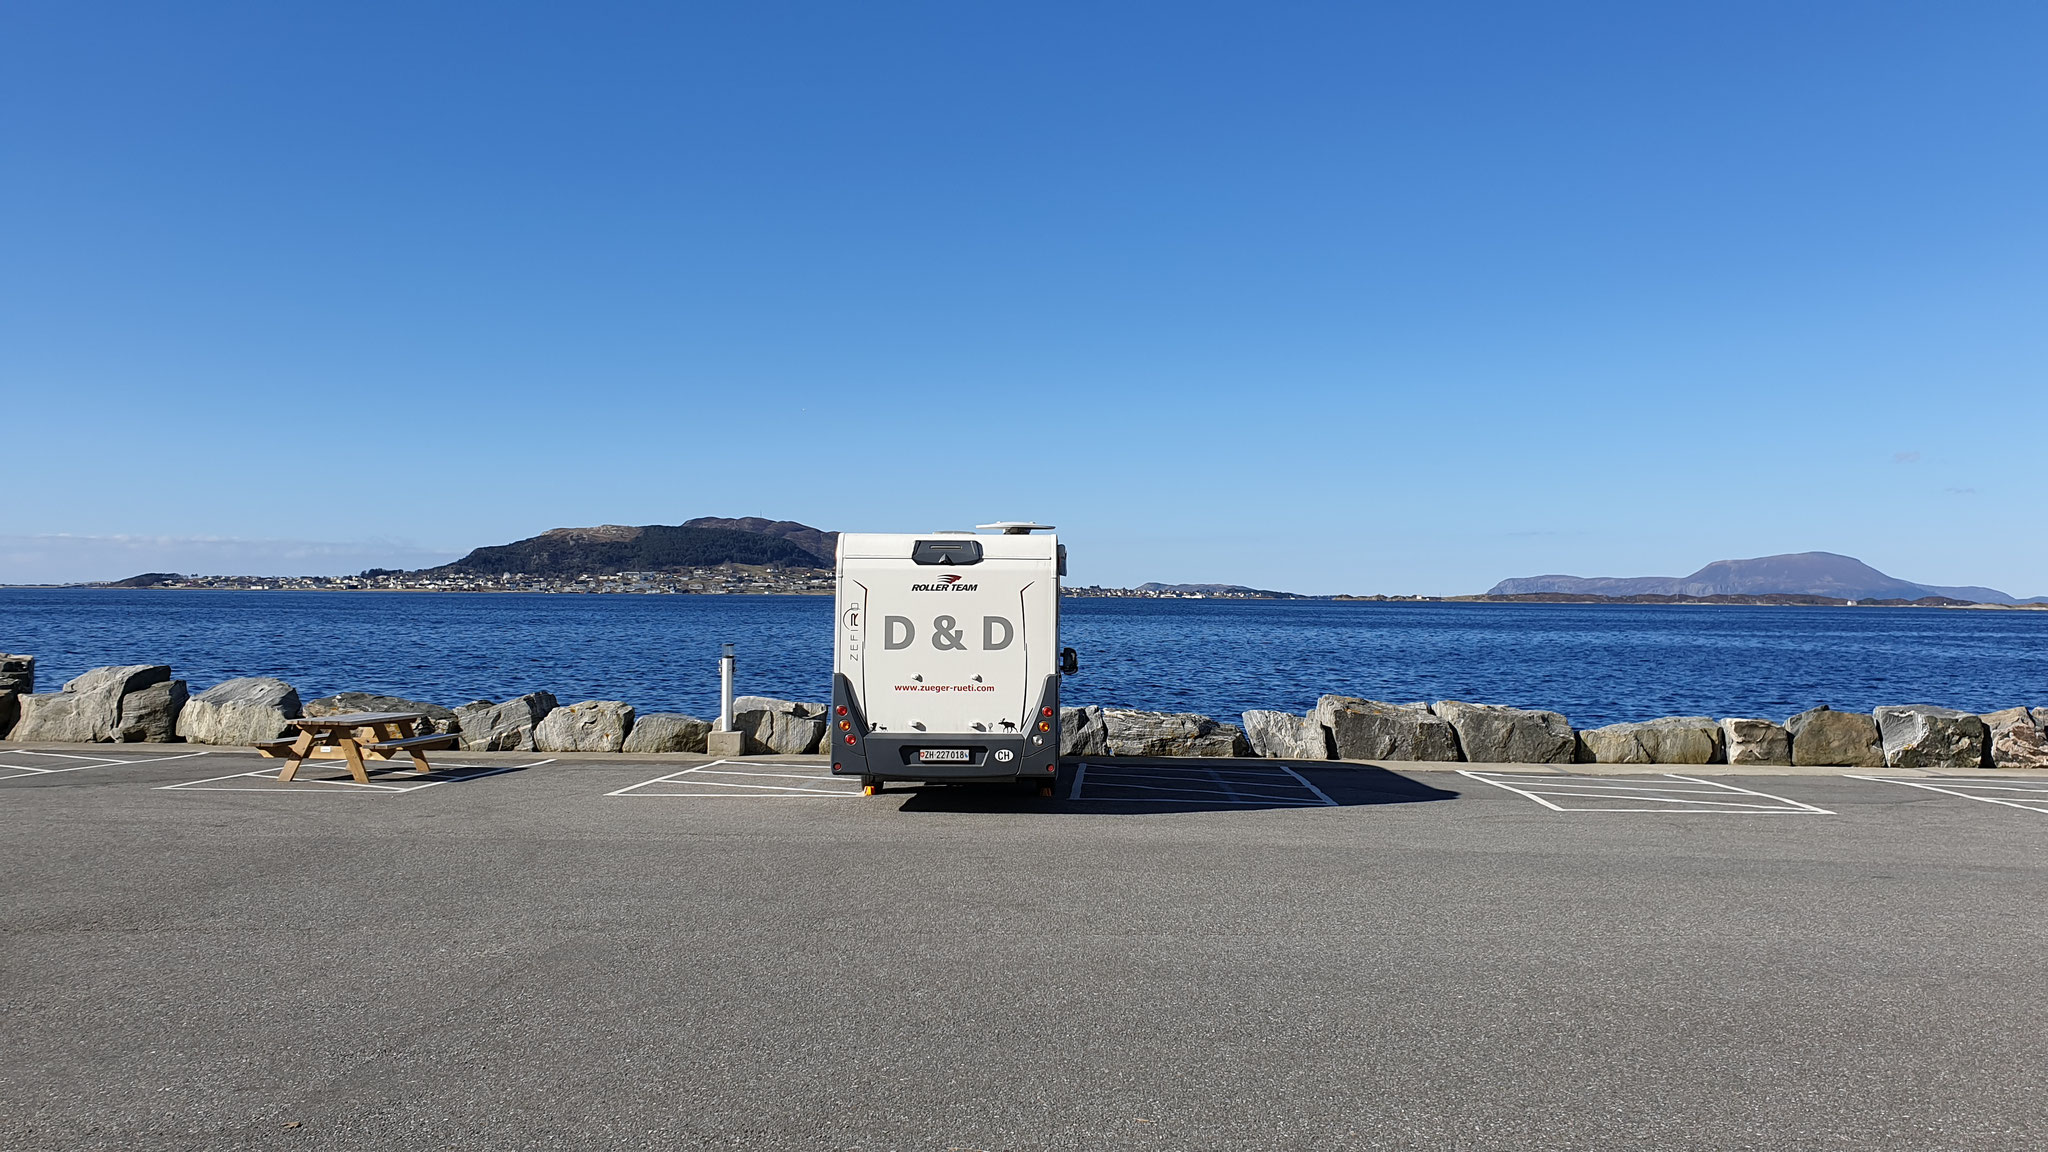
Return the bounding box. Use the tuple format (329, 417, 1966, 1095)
(890, 759, 1460, 814)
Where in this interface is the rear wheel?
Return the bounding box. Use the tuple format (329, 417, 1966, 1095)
(860, 776, 881, 796)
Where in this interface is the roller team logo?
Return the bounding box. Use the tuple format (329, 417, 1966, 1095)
(910, 574, 979, 592)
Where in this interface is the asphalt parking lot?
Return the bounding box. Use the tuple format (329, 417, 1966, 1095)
(3, 745, 2045, 1151)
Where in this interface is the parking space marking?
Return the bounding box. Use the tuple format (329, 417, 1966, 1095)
(1068, 762, 1337, 806)
(1460, 771, 1833, 814)
(159, 759, 552, 793)
(1846, 775, 2048, 814)
(0, 749, 211, 782)
(607, 759, 861, 799)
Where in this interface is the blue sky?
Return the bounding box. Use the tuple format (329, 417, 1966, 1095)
(4, 2, 2043, 595)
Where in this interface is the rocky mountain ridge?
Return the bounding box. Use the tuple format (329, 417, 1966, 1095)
(425, 519, 836, 576)
(678, 518, 839, 563)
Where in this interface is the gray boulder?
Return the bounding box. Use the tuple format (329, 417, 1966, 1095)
(1102, 709, 1250, 757)
(1314, 696, 1460, 761)
(734, 697, 828, 755)
(1981, 707, 2048, 769)
(1720, 718, 1792, 766)
(1432, 701, 1575, 764)
(734, 695, 828, 719)
(305, 693, 461, 735)
(732, 697, 829, 754)
(622, 713, 711, 754)
(12, 665, 174, 743)
(176, 677, 302, 746)
(1060, 705, 1109, 757)
(0, 653, 32, 696)
(1241, 709, 1330, 759)
(1576, 716, 1724, 765)
(535, 700, 635, 753)
(10, 692, 101, 743)
(66, 663, 172, 697)
(1786, 706, 1884, 767)
(113, 680, 188, 742)
(453, 692, 559, 752)
(1875, 705, 1988, 770)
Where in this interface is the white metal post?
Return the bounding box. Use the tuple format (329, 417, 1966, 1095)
(717, 642, 735, 733)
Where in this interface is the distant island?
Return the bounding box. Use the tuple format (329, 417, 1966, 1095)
(101, 518, 841, 595)
(1487, 552, 2046, 606)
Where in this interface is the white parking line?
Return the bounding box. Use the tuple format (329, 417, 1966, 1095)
(1278, 763, 1342, 806)
(1505, 779, 1748, 795)
(1069, 762, 1336, 806)
(692, 768, 840, 783)
(1461, 771, 1832, 814)
(607, 759, 860, 799)
(1664, 774, 1834, 812)
(159, 759, 551, 793)
(1846, 775, 2048, 814)
(0, 749, 212, 781)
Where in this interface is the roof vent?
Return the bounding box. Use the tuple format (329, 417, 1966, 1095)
(976, 522, 1055, 535)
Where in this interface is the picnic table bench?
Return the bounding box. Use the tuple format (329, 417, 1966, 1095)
(253, 712, 458, 783)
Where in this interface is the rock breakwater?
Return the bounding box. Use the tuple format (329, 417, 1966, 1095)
(2, 654, 2044, 769)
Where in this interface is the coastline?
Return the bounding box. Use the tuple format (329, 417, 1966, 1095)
(9, 585, 2043, 609)
(7, 594, 2044, 731)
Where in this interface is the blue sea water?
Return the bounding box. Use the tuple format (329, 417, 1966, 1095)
(3, 589, 2046, 727)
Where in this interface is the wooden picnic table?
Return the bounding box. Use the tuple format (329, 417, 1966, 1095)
(254, 711, 459, 783)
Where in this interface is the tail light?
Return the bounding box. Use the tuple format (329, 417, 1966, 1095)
(1041, 706, 1054, 718)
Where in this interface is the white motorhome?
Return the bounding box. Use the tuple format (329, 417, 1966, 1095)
(830, 523, 1075, 794)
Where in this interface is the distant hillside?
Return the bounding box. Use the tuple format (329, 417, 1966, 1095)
(1135, 582, 1306, 599)
(105, 572, 183, 589)
(1490, 552, 2024, 604)
(426, 522, 832, 577)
